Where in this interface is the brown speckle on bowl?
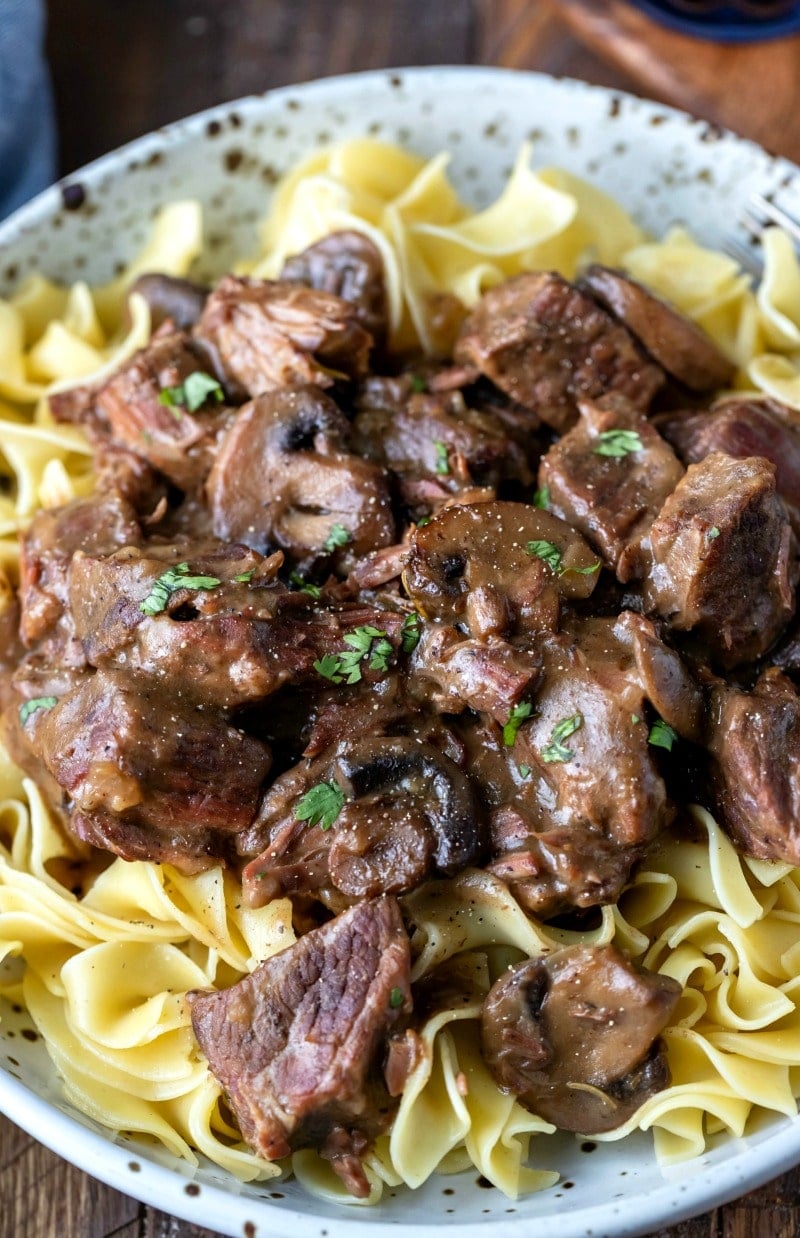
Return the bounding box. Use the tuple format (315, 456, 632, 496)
(128, 1161, 141, 1172)
(185, 1182, 201, 1196)
(61, 182, 86, 211)
(225, 149, 244, 172)
(206, 120, 222, 137)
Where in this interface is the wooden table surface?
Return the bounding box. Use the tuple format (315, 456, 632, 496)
(5, 1, 800, 1234)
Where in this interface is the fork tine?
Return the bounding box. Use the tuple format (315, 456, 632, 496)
(747, 192, 800, 247)
(722, 234, 762, 277)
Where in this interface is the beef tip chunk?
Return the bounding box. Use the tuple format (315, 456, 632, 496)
(206, 385, 395, 567)
(242, 738, 483, 910)
(481, 945, 680, 1133)
(707, 668, 800, 865)
(36, 670, 271, 871)
(454, 272, 664, 434)
(19, 492, 141, 656)
(404, 501, 600, 638)
(280, 230, 388, 346)
(128, 273, 210, 331)
(187, 897, 411, 1197)
(538, 394, 684, 574)
(196, 275, 372, 396)
(96, 324, 231, 492)
(658, 397, 800, 532)
(409, 623, 542, 723)
(581, 264, 735, 392)
(628, 453, 798, 668)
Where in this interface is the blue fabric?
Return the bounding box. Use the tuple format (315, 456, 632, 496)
(0, 0, 57, 220)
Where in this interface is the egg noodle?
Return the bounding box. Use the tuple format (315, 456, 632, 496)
(2, 140, 800, 1203)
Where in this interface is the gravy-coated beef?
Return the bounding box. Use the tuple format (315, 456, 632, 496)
(581, 265, 735, 392)
(539, 394, 684, 573)
(280, 230, 388, 345)
(196, 275, 373, 396)
(658, 396, 800, 530)
(37, 670, 271, 871)
(630, 453, 798, 667)
(188, 897, 411, 1196)
(410, 624, 542, 722)
(708, 668, 800, 864)
(128, 273, 210, 332)
(207, 385, 395, 564)
(454, 271, 664, 433)
(481, 945, 680, 1133)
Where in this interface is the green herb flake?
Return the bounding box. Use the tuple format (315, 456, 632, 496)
(541, 713, 583, 764)
(433, 439, 450, 476)
(533, 485, 550, 510)
(401, 612, 422, 653)
(503, 701, 533, 747)
(518, 763, 531, 779)
(526, 539, 562, 574)
(294, 781, 346, 831)
(593, 428, 643, 459)
(315, 625, 393, 686)
(19, 696, 58, 726)
(648, 719, 678, 752)
(707, 526, 720, 541)
(389, 986, 405, 1009)
(139, 561, 222, 616)
(410, 374, 427, 394)
(234, 569, 255, 583)
(290, 572, 322, 599)
(631, 713, 641, 726)
(369, 637, 394, 673)
(568, 560, 602, 576)
(323, 523, 351, 553)
(416, 517, 431, 529)
(313, 654, 345, 684)
(158, 371, 224, 414)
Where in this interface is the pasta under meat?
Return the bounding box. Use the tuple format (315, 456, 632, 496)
(2, 140, 800, 1204)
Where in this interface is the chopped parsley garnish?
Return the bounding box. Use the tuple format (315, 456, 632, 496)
(631, 713, 641, 726)
(401, 612, 422, 653)
(234, 569, 255, 583)
(314, 625, 393, 685)
(593, 428, 643, 459)
(503, 701, 533, 747)
(707, 526, 720, 541)
(433, 439, 450, 475)
(323, 523, 351, 553)
(541, 713, 583, 764)
(533, 485, 550, 510)
(158, 371, 224, 413)
(648, 719, 678, 751)
(526, 540, 562, 574)
(410, 374, 427, 393)
(570, 560, 602, 575)
(389, 987, 405, 1008)
(290, 572, 322, 599)
(139, 562, 222, 616)
(518, 763, 532, 779)
(416, 517, 431, 528)
(294, 781, 345, 831)
(19, 696, 58, 725)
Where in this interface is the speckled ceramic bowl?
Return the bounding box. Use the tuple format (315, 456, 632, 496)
(2, 66, 800, 1238)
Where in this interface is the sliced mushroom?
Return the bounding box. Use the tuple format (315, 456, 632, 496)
(481, 945, 681, 1133)
(581, 265, 735, 393)
(128, 273, 210, 332)
(206, 384, 395, 563)
(403, 501, 600, 635)
(280, 230, 388, 346)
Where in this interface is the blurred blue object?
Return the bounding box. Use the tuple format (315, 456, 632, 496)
(0, 0, 57, 220)
(633, 0, 800, 41)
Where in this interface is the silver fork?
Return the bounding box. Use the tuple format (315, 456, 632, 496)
(725, 191, 800, 276)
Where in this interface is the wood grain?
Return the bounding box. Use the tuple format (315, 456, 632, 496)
(3, 1, 800, 1234)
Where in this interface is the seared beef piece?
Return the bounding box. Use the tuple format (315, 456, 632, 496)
(454, 272, 664, 434)
(410, 623, 542, 723)
(404, 501, 600, 637)
(206, 385, 395, 567)
(128, 273, 210, 331)
(196, 275, 372, 396)
(187, 897, 411, 1197)
(242, 737, 482, 910)
(707, 668, 800, 864)
(95, 324, 232, 492)
(481, 945, 680, 1133)
(658, 397, 800, 531)
(353, 387, 532, 508)
(36, 669, 271, 871)
(48, 382, 106, 437)
(627, 452, 798, 668)
(581, 265, 735, 392)
(538, 394, 684, 574)
(93, 442, 168, 520)
(280, 230, 388, 346)
(19, 492, 141, 656)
